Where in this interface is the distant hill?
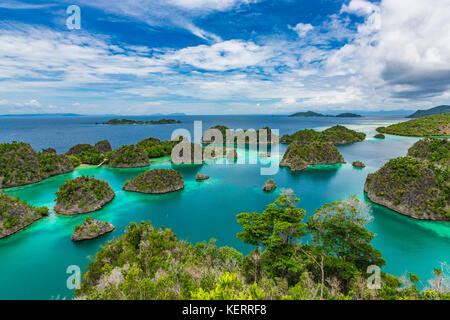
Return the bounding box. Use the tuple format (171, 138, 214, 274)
(289, 111, 331, 117)
(335, 113, 362, 118)
(406, 105, 450, 118)
(0, 113, 82, 117)
(289, 111, 362, 118)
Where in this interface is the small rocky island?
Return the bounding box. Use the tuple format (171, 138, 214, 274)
(54, 176, 115, 215)
(280, 142, 346, 172)
(374, 133, 385, 139)
(108, 145, 150, 168)
(102, 119, 182, 125)
(0, 142, 74, 188)
(196, 174, 210, 181)
(123, 169, 184, 194)
(0, 192, 49, 239)
(365, 138, 449, 221)
(262, 179, 277, 192)
(71, 216, 115, 242)
(280, 125, 366, 144)
(352, 161, 366, 168)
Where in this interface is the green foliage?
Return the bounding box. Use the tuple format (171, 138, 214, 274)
(76, 196, 449, 300)
(108, 145, 149, 168)
(377, 113, 450, 137)
(281, 125, 365, 144)
(136, 137, 176, 158)
(55, 175, 114, 209)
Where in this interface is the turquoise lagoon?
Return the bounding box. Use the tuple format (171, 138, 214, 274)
(0, 115, 449, 299)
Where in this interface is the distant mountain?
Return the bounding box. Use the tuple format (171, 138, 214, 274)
(0, 113, 82, 117)
(335, 113, 362, 118)
(406, 105, 450, 118)
(290, 111, 362, 118)
(289, 111, 331, 117)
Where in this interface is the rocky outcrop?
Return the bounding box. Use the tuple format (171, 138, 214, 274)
(280, 142, 345, 172)
(0, 142, 74, 188)
(42, 148, 57, 154)
(65, 143, 103, 165)
(196, 174, 210, 181)
(71, 216, 115, 242)
(0, 193, 49, 239)
(374, 133, 385, 139)
(109, 145, 150, 168)
(352, 161, 366, 168)
(407, 138, 449, 167)
(94, 140, 112, 153)
(262, 179, 277, 192)
(364, 156, 449, 221)
(54, 176, 115, 215)
(123, 169, 184, 194)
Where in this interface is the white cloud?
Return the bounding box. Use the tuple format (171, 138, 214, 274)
(167, 0, 259, 11)
(289, 23, 314, 37)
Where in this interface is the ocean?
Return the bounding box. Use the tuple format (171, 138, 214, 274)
(0, 114, 449, 299)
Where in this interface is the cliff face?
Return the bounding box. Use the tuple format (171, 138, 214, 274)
(0, 142, 74, 188)
(72, 217, 115, 241)
(109, 145, 150, 168)
(94, 140, 112, 153)
(280, 142, 345, 172)
(54, 176, 115, 215)
(0, 193, 48, 239)
(123, 169, 184, 194)
(364, 156, 449, 221)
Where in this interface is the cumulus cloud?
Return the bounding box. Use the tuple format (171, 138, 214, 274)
(288, 23, 314, 37)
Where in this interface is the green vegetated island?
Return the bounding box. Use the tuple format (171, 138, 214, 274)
(279, 126, 366, 172)
(75, 194, 449, 300)
(72, 216, 115, 242)
(54, 176, 115, 215)
(290, 111, 362, 117)
(123, 169, 184, 194)
(377, 113, 450, 137)
(100, 119, 182, 125)
(201, 125, 280, 144)
(365, 138, 449, 221)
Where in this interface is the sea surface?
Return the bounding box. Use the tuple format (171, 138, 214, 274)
(0, 115, 449, 300)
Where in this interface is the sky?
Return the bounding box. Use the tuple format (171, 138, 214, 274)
(0, 0, 449, 115)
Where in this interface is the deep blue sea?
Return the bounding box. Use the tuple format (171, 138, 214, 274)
(0, 115, 449, 300)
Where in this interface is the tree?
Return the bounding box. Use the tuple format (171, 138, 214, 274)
(307, 196, 385, 280)
(237, 193, 308, 280)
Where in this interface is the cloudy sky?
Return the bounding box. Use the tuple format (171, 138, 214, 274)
(0, 0, 449, 115)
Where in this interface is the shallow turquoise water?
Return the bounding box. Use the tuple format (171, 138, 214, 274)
(0, 118, 449, 299)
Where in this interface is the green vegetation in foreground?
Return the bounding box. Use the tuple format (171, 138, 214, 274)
(54, 176, 115, 215)
(0, 142, 73, 188)
(376, 113, 450, 137)
(0, 192, 48, 239)
(281, 125, 366, 144)
(280, 142, 345, 172)
(75, 194, 449, 300)
(365, 138, 449, 221)
(123, 169, 184, 194)
(101, 119, 182, 125)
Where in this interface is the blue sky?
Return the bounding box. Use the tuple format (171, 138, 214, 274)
(0, 0, 449, 115)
